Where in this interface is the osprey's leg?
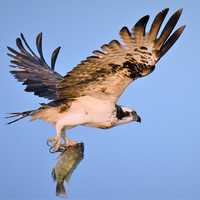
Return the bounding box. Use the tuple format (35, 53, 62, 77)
(47, 127, 78, 151)
(63, 135, 77, 146)
(47, 125, 65, 152)
(62, 128, 77, 146)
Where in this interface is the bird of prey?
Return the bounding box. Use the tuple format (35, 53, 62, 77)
(7, 8, 185, 151)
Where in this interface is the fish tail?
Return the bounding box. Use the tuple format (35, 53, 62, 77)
(56, 182, 67, 197)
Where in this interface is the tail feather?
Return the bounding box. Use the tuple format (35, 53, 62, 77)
(6, 110, 33, 124)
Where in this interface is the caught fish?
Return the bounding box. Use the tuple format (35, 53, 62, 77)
(52, 143, 84, 197)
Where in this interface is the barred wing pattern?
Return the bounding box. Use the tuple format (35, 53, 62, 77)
(58, 8, 185, 103)
(7, 33, 63, 100)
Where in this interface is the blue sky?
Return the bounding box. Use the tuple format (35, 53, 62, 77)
(0, 1, 200, 200)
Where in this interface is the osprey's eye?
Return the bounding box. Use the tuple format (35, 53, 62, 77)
(131, 111, 137, 115)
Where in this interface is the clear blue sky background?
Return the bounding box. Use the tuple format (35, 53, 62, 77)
(0, 1, 199, 200)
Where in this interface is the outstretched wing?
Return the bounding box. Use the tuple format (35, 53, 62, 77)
(58, 9, 185, 103)
(7, 33, 63, 100)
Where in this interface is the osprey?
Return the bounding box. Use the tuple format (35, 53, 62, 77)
(7, 8, 185, 151)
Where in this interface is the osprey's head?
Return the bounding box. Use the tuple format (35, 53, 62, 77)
(115, 105, 141, 126)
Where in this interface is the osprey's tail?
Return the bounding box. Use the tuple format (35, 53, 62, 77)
(6, 110, 35, 124)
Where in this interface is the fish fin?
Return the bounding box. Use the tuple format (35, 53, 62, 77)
(51, 168, 56, 182)
(56, 182, 67, 197)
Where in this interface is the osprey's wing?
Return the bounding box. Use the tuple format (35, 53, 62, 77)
(7, 33, 63, 100)
(58, 9, 185, 103)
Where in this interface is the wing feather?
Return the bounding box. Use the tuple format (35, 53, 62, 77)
(36, 33, 48, 65)
(8, 33, 63, 100)
(119, 26, 132, 47)
(158, 25, 185, 60)
(148, 8, 169, 41)
(155, 9, 183, 49)
(51, 47, 61, 70)
(132, 15, 150, 46)
(58, 9, 185, 103)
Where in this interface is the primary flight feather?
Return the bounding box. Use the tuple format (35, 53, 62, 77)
(7, 8, 185, 151)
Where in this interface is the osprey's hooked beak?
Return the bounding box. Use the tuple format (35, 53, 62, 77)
(136, 115, 141, 123)
(131, 111, 141, 123)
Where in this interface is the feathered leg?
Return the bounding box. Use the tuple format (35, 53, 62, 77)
(47, 125, 77, 152)
(63, 135, 77, 146)
(47, 125, 64, 152)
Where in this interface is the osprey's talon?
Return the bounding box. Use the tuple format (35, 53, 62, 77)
(46, 139, 53, 147)
(49, 144, 67, 153)
(58, 144, 67, 152)
(49, 146, 58, 153)
(47, 136, 62, 152)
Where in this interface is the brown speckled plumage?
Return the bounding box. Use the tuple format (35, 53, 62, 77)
(7, 8, 185, 124)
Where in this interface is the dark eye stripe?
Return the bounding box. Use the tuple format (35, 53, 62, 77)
(115, 105, 130, 120)
(123, 111, 130, 117)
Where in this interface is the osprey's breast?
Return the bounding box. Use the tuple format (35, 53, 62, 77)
(70, 96, 116, 128)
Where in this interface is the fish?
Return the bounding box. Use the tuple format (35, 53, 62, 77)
(52, 143, 84, 197)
